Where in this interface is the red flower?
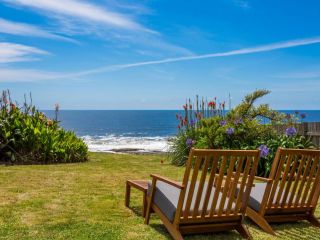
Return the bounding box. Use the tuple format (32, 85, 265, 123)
(178, 125, 181, 129)
(189, 104, 192, 109)
(47, 119, 53, 126)
(183, 104, 187, 110)
(54, 103, 60, 111)
(208, 101, 216, 109)
(10, 103, 16, 111)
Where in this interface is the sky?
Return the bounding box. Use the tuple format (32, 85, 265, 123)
(0, 0, 320, 110)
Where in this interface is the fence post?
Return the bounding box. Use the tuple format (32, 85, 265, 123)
(303, 122, 308, 137)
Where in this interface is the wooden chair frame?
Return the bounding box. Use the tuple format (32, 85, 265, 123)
(246, 147, 320, 235)
(145, 149, 260, 240)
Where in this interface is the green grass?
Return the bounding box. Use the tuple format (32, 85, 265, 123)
(0, 153, 319, 240)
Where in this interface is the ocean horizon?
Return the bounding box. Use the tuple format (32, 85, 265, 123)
(43, 110, 320, 153)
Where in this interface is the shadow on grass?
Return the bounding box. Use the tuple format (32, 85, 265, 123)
(149, 222, 247, 240)
(246, 218, 320, 240)
(127, 205, 144, 217)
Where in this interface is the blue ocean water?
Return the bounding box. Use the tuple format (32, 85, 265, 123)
(43, 110, 320, 153)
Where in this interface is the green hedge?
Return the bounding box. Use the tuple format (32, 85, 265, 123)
(0, 90, 88, 164)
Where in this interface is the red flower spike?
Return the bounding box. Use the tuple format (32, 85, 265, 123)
(183, 104, 187, 110)
(10, 103, 16, 111)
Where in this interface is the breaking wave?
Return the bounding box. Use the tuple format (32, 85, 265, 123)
(82, 134, 170, 153)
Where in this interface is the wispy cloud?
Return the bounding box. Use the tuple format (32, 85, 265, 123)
(1, 1, 197, 56)
(275, 70, 320, 79)
(2, 36, 320, 82)
(0, 68, 59, 82)
(0, 18, 76, 43)
(233, 0, 251, 10)
(71, 36, 320, 76)
(0, 42, 49, 63)
(3, 0, 155, 33)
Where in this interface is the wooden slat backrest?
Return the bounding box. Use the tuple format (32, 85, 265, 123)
(174, 149, 260, 224)
(266, 148, 320, 210)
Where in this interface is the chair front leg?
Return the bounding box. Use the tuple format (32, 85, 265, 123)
(308, 214, 320, 227)
(144, 178, 157, 225)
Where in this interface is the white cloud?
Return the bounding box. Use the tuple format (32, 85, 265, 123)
(0, 18, 76, 43)
(3, 0, 154, 33)
(276, 70, 320, 79)
(0, 68, 59, 82)
(233, 0, 251, 10)
(71, 36, 320, 76)
(1, 1, 196, 56)
(0, 42, 49, 63)
(2, 36, 320, 82)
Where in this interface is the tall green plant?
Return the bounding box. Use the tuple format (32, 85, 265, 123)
(0, 90, 88, 164)
(169, 90, 314, 176)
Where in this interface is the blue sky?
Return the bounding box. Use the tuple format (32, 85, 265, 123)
(0, 0, 320, 110)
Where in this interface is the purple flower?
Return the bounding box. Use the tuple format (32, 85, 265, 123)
(234, 118, 243, 125)
(259, 145, 269, 158)
(190, 119, 196, 127)
(186, 138, 195, 147)
(286, 127, 297, 137)
(226, 127, 234, 136)
(220, 120, 227, 126)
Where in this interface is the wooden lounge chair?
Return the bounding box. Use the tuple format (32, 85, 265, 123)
(245, 147, 320, 235)
(145, 148, 260, 240)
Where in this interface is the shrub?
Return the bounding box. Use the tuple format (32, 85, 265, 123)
(169, 90, 314, 176)
(0, 90, 88, 164)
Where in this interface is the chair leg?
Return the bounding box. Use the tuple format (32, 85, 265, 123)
(308, 214, 320, 227)
(235, 224, 252, 240)
(152, 204, 183, 240)
(144, 197, 152, 225)
(125, 182, 130, 208)
(246, 207, 275, 235)
(145, 179, 157, 225)
(166, 226, 183, 240)
(142, 193, 147, 217)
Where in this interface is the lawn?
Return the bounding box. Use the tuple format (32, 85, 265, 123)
(0, 153, 319, 240)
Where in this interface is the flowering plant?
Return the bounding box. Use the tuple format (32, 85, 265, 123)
(170, 90, 314, 176)
(0, 90, 88, 164)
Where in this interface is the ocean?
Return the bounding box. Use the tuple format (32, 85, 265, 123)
(43, 110, 320, 153)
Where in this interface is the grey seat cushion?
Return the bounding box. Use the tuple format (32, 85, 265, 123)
(246, 183, 267, 212)
(147, 181, 235, 223)
(245, 182, 301, 212)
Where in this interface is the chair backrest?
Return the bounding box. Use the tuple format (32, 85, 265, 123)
(174, 148, 260, 224)
(266, 148, 320, 211)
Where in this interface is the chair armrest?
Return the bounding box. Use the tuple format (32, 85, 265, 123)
(150, 174, 184, 189)
(254, 176, 273, 183)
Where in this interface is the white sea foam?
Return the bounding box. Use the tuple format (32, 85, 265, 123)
(82, 135, 170, 153)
